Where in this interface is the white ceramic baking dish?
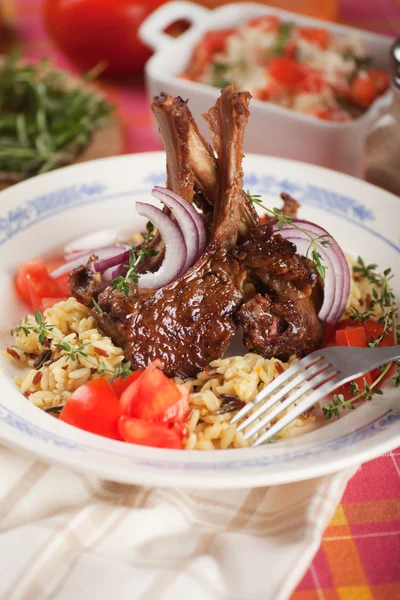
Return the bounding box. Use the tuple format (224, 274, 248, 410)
(140, 1, 393, 177)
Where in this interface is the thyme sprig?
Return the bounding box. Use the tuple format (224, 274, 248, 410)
(110, 360, 133, 382)
(54, 340, 89, 362)
(12, 310, 54, 344)
(323, 256, 399, 419)
(248, 191, 331, 278)
(112, 222, 158, 296)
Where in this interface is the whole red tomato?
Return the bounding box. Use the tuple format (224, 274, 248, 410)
(44, 0, 166, 76)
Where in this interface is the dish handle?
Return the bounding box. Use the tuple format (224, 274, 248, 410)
(140, 1, 209, 52)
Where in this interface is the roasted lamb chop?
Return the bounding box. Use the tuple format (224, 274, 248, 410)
(69, 86, 324, 377)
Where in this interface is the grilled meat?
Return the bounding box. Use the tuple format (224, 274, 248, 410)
(87, 87, 250, 377)
(69, 85, 324, 376)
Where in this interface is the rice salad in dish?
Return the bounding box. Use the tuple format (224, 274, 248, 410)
(182, 16, 389, 121)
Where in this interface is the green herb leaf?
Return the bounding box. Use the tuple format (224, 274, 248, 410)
(0, 55, 113, 178)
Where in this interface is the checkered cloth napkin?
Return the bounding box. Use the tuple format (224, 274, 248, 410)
(0, 445, 356, 600)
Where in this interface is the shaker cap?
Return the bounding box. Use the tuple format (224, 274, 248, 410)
(391, 38, 400, 89)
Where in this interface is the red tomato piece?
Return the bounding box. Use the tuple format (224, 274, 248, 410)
(40, 297, 68, 312)
(60, 378, 121, 440)
(14, 273, 29, 303)
(335, 325, 368, 347)
(247, 15, 279, 32)
(363, 318, 394, 347)
(298, 27, 330, 50)
(161, 385, 190, 423)
(268, 58, 324, 93)
(171, 420, 189, 440)
(120, 360, 182, 421)
(54, 272, 71, 297)
(118, 417, 182, 449)
(111, 371, 142, 398)
(18, 259, 61, 312)
(187, 29, 234, 79)
(349, 69, 390, 108)
(205, 29, 235, 54)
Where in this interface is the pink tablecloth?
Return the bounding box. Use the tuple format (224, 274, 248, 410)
(9, 1, 400, 598)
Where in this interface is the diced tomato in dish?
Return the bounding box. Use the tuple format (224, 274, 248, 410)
(349, 69, 390, 108)
(119, 417, 182, 449)
(268, 58, 324, 93)
(298, 27, 330, 50)
(187, 29, 235, 79)
(60, 378, 122, 440)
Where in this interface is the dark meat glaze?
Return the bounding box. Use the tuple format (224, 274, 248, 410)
(69, 85, 325, 377)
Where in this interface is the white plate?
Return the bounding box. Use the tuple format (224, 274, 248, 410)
(0, 152, 399, 489)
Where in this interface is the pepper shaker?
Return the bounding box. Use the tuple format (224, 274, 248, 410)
(365, 38, 400, 197)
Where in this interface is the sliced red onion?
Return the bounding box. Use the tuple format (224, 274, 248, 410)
(91, 246, 131, 274)
(271, 219, 350, 324)
(135, 202, 186, 289)
(153, 186, 207, 259)
(50, 246, 130, 279)
(151, 188, 199, 272)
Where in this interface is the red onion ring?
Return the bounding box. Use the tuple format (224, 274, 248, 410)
(153, 186, 207, 259)
(91, 245, 131, 274)
(135, 202, 186, 289)
(271, 219, 350, 324)
(50, 246, 129, 278)
(151, 188, 199, 272)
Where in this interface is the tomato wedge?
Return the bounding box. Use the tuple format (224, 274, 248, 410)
(298, 27, 330, 50)
(120, 360, 187, 422)
(17, 259, 64, 312)
(111, 370, 142, 398)
(118, 417, 182, 449)
(60, 378, 121, 439)
(349, 69, 390, 108)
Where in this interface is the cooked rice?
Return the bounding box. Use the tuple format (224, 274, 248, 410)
(179, 353, 312, 449)
(3, 255, 377, 450)
(3, 297, 124, 410)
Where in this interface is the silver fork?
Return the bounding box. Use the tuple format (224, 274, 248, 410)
(231, 345, 400, 447)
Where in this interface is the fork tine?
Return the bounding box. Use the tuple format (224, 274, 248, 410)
(244, 366, 339, 441)
(252, 374, 342, 447)
(236, 359, 331, 433)
(230, 353, 321, 425)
